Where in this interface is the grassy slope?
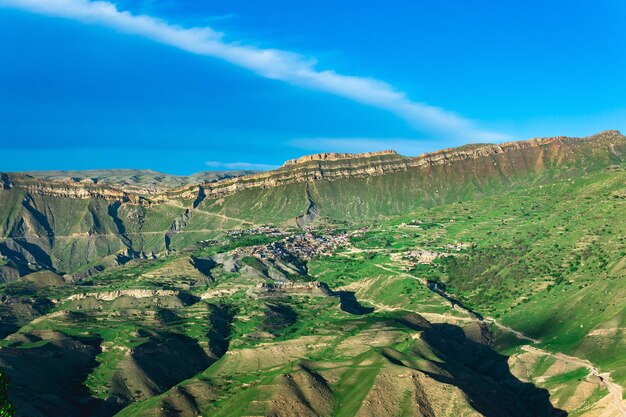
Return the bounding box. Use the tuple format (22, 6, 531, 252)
(2, 164, 624, 415)
(2, 132, 625, 275)
(0, 134, 625, 415)
(312, 167, 626, 387)
(435, 169, 626, 383)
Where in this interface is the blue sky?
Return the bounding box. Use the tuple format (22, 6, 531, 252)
(1, 0, 624, 174)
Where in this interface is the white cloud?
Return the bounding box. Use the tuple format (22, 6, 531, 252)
(205, 161, 279, 171)
(1, 0, 507, 141)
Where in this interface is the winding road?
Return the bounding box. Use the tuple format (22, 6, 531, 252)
(522, 346, 626, 417)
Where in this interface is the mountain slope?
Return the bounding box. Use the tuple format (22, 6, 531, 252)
(1, 131, 624, 278)
(24, 169, 258, 189)
(1, 131, 626, 416)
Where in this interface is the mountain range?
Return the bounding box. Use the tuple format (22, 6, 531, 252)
(0, 130, 625, 417)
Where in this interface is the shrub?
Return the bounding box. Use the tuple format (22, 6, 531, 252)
(0, 373, 14, 417)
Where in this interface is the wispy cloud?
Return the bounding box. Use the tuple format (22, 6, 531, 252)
(1, 0, 506, 141)
(203, 13, 236, 22)
(205, 161, 279, 171)
(289, 138, 444, 156)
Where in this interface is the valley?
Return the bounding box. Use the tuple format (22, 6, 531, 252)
(0, 131, 625, 416)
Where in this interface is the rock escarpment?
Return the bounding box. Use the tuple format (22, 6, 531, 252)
(66, 289, 180, 302)
(282, 150, 398, 166)
(198, 130, 625, 198)
(0, 130, 624, 277)
(3, 130, 625, 204)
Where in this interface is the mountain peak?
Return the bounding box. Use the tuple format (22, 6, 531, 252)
(282, 150, 400, 167)
(588, 129, 623, 138)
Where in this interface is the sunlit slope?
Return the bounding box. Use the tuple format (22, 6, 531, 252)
(198, 131, 626, 221)
(434, 168, 626, 386)
(317, 166, 626, 389)
(1, 131, 624, 276)
(0, 251, 564, 417)
(2, 165, 625, 415)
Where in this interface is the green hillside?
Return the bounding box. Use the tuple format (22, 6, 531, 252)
(0, 132, 625, 416)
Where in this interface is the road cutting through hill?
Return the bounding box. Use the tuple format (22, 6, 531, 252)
(522, 346, 626, 416)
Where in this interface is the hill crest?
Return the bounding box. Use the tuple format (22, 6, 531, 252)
(282, 150, 400, 166)
(1, 130, 624, 204)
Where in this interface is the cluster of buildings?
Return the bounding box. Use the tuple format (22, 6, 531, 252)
(399, 221, 424, 229)
(402, 241, 471, 267)
(398, 219, 440, 228)
(444, 242, 472, 251)
(237, 232, 351, 261)
(224, 226, 288, 237)
(403, 250, 443, 265)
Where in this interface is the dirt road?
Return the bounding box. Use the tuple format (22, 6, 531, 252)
(522, 346, 626, 417)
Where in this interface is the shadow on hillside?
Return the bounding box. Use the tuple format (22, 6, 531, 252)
(0, 303, 238, 417)
(263, 302, 298, 333)
(0, 332, 107, 417)
(332, 290, 375, 315)
(416, 321, 567, 417)
(316, 282, 374, 315)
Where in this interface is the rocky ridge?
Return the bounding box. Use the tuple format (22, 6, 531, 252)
(282, 150, 398, 166)
(2, 131, 624, 205)
(196, 130, 625, 198)
(1, 130, 624, 278)
(66, 289, 181, 301)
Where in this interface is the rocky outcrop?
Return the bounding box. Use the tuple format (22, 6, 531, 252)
(165, 209, 192, 251)
(3, 131, 624, 205)
(66, 289, 180, 302)
(0, 130, 624, 278)
(295, 183, 318, 228)
(198, 130, 626, 199)
(283, 150, 398, 166)
(0, 173, 198, 205)
(256, 281, 330, 296)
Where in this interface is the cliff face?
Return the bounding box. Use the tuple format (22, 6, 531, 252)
(0, 130, 624, 276)
(4, 130, 625, 203)
(199, 130, 626, 198)
(282, 150, 399, 166)
(0, 173, 196, 204)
